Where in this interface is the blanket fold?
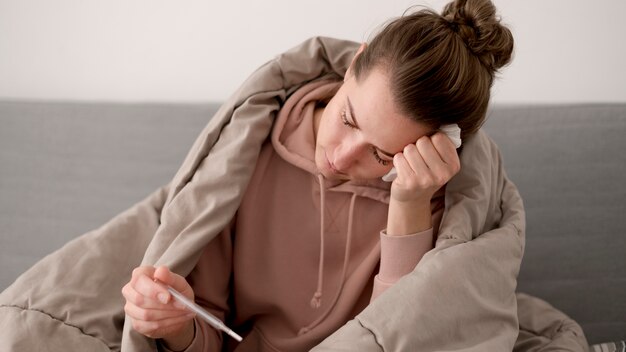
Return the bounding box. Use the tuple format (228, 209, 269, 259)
(0, 36, 588, 352)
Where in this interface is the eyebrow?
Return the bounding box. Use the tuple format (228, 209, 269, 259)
(347, 96, 395, 159)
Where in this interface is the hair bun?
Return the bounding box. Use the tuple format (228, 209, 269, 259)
(442, 0, 513, 72)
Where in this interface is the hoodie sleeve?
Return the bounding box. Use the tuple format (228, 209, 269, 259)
(370, 196, 445, 301)
(370, 228, 434, 300)
(158, 219, 236, 352)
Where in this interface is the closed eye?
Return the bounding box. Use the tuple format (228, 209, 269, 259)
(342, 108, 391, 166)
(372, 148, 390, 166)
(341, 109, 357, 129)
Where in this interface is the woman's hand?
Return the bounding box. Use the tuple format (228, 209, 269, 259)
(390, 132, 461, 204)
(122, 266, 196, 350)
(386, 132, 460, 236)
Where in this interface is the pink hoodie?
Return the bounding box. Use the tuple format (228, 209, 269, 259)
(162, 78, 445, 352)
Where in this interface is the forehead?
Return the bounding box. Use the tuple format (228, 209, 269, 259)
(343, 68, 430, 153)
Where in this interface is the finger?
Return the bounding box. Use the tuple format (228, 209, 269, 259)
(401, 142, 430, 177)
(430, 133, 461, 177)
(131, 266, 156, 286)
(419, 134, 460, 176)
(135, 273, 171, 305)
(122, 282, 180, 310)
(154, 266, 193, 297)
(125, 300, 192, 322)
(416, 136, 448, 177)
(392, 153, 414, 184)
(153, 267, 195, 307)
(431, 133, 460, 168)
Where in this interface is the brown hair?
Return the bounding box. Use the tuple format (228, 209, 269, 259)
(352, 0, 514, 139)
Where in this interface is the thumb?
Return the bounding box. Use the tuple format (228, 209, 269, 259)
(154, 266, 175, 286)
(154, 266, 194, 300)
(150, 266, 175, 304)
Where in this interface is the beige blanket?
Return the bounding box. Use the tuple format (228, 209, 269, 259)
(0, 36, 588, 352)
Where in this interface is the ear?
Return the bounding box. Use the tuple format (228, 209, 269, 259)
(345, 42, 367, 81)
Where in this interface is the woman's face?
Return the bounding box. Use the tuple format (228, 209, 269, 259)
(314, 67, 431, 181)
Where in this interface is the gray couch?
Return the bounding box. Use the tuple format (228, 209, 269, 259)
(1, 100, 624, 346)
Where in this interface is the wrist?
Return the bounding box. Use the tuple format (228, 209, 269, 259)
(386, 198, 432, 236)
(161, 319, 195, 352)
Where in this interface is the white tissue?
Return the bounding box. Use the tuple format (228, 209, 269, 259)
(381, 169, 399, 182)
(439, 124, 462, 149)
(381, 124, 462, 182)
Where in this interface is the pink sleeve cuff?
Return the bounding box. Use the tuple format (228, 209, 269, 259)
(371, 228, 434, 300)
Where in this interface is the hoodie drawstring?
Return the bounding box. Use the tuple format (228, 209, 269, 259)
(302, 175, 357, 335)
(310, 174, 327, 309)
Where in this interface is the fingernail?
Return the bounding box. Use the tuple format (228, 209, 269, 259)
(157, 293, 168, 304)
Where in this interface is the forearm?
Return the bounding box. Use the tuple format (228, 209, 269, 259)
(371, 198, 435, 301)
(386, 198, 432, 236)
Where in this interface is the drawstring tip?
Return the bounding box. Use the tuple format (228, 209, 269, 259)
(310, 291, 322, 309)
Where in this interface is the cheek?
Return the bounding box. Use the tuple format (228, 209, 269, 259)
(319, 111, 342, 144)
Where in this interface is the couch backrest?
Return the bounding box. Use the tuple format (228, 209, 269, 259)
(0, 100, 213, 291)
(483, 104, 626, 345)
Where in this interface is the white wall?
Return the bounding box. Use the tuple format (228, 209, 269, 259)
(1, 0, 624, 104)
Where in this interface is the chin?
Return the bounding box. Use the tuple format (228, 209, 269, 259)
(319, 169, 345, 180)
(316, 164, 350, 181)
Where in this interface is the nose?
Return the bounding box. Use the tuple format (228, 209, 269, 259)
(333, 141, 362, 171)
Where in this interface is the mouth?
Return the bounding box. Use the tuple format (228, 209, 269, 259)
(325, 152, 342, 176)
(329, 160, 340, 174)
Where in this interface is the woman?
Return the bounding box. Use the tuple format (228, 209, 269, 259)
(123, 0, 514, 350)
